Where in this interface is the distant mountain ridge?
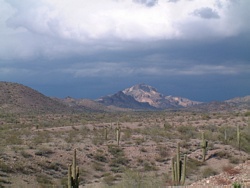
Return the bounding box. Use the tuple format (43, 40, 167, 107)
(0, 81, 249, 113)
(98, 83, 202, 109)
(97, 91, 155, 110)
(225, 96, 250, 104)
(123, 83, 201, 108)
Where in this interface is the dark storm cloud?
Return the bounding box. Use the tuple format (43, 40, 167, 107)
(0, 0, 250, 101)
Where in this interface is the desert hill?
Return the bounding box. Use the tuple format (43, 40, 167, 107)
(0, 82, 69, 113)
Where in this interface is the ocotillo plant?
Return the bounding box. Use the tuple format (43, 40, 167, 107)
(237, 125, 241, 151)
(68, 149, 79, 188)
(200, 132, 208, 162)
(171, 143, 187, 186)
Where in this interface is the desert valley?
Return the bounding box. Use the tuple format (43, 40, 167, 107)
(0, 81, 249, 187)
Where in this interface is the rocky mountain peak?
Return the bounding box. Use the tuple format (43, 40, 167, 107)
(124, 83, 157, 93)
(123, 83, 162, 98)
(123, 83, 164, 107)
(122, 83, 202, 108)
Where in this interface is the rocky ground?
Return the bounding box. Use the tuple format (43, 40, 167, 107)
(189, 160, 250, 187)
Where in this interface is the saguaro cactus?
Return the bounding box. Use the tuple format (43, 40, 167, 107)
(237, 125, 240, 151)
(171, 143, 187, 186)
(68, 149, 79, 188)
(104, 127, 108, 141)
(224, 129, 227, 143)
(200, 132, 208, 162)
(116, 125, 121, 146)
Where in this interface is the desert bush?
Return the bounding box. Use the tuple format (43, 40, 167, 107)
(244, 111, 250, 116)
(139, 126, 172, 141)
(5, 132, 23, 145)
(92, 129, 105, 145)
(177, 125, 197, 140)
(186, 157, 204, 175)
(133, 137, 145, 145)
(114, 169, 166, 188)
(32, 131, 51, 145)
(214, 150, 231, 159)
(164, 122, 172, 130)
(36, 174, 53, 187)
(20, 150, 33, 158)
(108, 145, 124, 157)
(94, 152, 108, 163)
(122, 128, 132, 140)
(232, 182, 242, 188)
(0, 160, 13, 173)
(229, 156, 240, 164)
(201, 167, 217, 178)
(110, 156, 129, 167)
(35, 147, 54, 157)
(143, 161, 158, 171)
(140, 147, 147, 153)
(103, 174, 116, 186)
(157, 145, 169, 158)
(0, 178, 11, 185)
(92, 162, 105, 172)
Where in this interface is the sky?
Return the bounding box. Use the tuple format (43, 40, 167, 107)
(0, 0, 250, 102)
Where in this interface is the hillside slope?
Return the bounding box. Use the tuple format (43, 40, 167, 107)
(0, 82, 69, 113)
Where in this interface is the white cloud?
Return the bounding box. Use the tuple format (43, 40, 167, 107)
(0, 0, 249, 60)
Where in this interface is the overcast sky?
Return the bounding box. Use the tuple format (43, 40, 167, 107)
(0, 0, 250, 102)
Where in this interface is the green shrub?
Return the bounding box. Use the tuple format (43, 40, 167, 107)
(108, 145, 124, 157)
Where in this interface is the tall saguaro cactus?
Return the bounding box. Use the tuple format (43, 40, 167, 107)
(104, 127, 108, 141)
(68, 149, 79, 188)
(172, 143, 187, 186)
(200, 132, 208, 162)
(237, 125, 241, 151)
(116, 125, 121, 146)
